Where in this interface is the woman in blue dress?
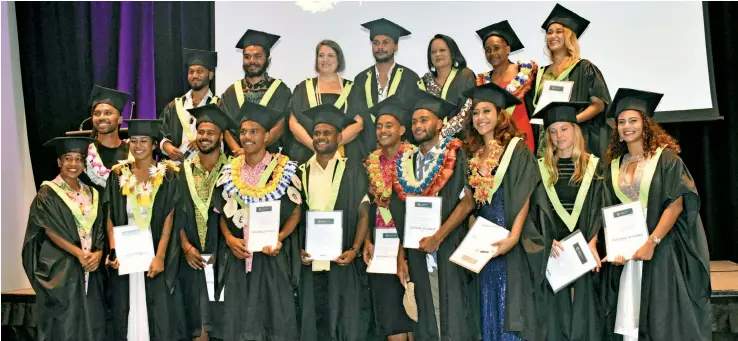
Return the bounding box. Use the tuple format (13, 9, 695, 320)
(462, 83, 548, 341)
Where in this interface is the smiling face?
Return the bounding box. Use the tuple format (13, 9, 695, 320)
(92, 103, 122, 134)
(483, 35, 510, 68)
(240, 120, 268, 155)
(548, 121, 576, 153)
(187, 65, 212, 91)
(471, 101, 499, 137)
(376, 114, 405, 149)
(196, 122, 221, 155)
(129, 136, 155, 161)
(546, 23, 567, 53)
(242, 45, 268, 77)
(372, 34, 397, 63)
(411, 109, 441, 144)
(617, 110, 644, 144)
(316, 45, 339, 74)
(57, 152, 85, 179)
(312, 123, 341, 155)
(430, 38, 451, 70)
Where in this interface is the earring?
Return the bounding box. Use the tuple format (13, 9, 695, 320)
(430, 66, 436, 72)
(619, 137, 623, 142)
(454, 61, 459, 67)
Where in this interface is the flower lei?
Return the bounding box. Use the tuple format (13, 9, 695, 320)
(468, 140, 505, 205)
(393, 136, 462, 201)
(221, 153, 297, 205)
(114, 159, 179, 207)
(85, 140, 130, 187)
(476, 59, 538, 97)
(365, 143, 411, 207)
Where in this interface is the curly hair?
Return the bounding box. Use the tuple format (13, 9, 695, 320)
(606, 112, 681, 163)
(463, 100, 524, 155)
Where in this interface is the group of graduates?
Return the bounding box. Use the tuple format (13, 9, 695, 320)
(22, 3, 712, 341)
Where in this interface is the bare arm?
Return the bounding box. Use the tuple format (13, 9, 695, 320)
(508, 199, 530, 242)
(652, 197, 683, 240)
(156, 209, 175, 259)
(45, 228, 84, 259)
(352, 201, 370, 250)
(106, 208, 115, 249)
(339, 115, 364, 146)
(278, 205, 302, 242)
(289, 113, 314, 150)
(576, 96, 605, 123)
(268, 118, 285, 146)
(434, 189, 475, 241)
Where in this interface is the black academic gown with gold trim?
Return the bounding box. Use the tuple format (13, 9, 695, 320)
(601, 149, 711, 341)
(214, 159, 302, 341)
(297, 159, 371, 341)
(104, 169, 186, 341)
(22, 185, 107, 341)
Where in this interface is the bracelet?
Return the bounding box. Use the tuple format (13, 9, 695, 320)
(649, 235, 661, 245)
(348, 247, 359, 256)
(183, 245, 194, 255)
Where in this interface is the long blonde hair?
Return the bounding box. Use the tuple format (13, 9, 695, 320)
(545, 25, 581, 75)
(543, 123, 590, 187)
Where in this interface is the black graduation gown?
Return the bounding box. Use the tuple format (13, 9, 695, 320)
(104, 169, 186, 341)
(297, 160, 371, 341)
(159, 94, 216, 154)
(600, 149, 711, 341)
(218, 77, 292, 154)
(213, 166, 302, 341)
(536, 59, 612, 158)
(175, 161, 226, 339)
(471, 141, 549, 341)
(541, 162, 607, 341)
(22, 185, 107, 341)
(289, 78, 370, 164)
(353, 64, 421, 151)
(387, 146, 480, 341)
(420, 67, 477, 114)
(366, 201, 414, 337)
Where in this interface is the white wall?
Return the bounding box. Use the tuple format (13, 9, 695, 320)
(215, 1, 712, 115)
(1, 1, 36, 292)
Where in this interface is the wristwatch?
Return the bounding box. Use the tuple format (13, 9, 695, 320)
(649, 235, 661, 245)
(349, 247, 360, 257)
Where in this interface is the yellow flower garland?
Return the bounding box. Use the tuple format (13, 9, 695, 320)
(229, 154, 288, 198)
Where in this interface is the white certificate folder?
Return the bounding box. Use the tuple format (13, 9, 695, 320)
(305, 211, 344, 261)
(545, 230, 597, 293)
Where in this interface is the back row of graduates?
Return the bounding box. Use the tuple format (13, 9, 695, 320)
(22, 3, 711, 341)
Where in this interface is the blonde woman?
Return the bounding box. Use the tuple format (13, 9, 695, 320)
(536, 101, 605, 341)
(534, 4, 611, 158)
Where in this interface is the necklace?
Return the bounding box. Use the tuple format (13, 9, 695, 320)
(468, 140, 504, 204)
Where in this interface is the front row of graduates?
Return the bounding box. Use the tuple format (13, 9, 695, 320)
(23, 82, 711, 341)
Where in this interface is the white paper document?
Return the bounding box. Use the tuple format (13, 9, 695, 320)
(247, 200, 281, 252)
(114, 225, 156, 275)
(602, 202, 649, 261)
(403, 196, 442, 249)
(449, 217, 510, 273)
(367, 228, 401, 274)
(305, 211, 343, 261)
(531, 80, 574, 124)
(202, 254, 224, 302)
(545, 230, 598, 293)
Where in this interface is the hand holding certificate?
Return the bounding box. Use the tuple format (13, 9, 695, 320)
(449, 217, 510, 273)
(602, 202, 649, 262)
(404, 196, 442, 249)
(531, 80, 574, 125)
(367, 228, 401, 274)
(247, 200, 281, 252)
(545, 230, 598, 293)
(114, 225, 156, 275)
(305, 211, 343, 261)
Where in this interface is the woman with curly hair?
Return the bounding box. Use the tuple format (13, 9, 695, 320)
(462, 83, 546, 341)
(601, 89, 711, 341)
(534, 4, 611, 158)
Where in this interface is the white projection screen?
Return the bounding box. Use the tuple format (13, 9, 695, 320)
(214, 1, 719, 123)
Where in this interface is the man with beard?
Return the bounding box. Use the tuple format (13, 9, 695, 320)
(297, 104, 371, 341)
(219, 29, 292, 155)
(216, 101, 303, 341)
(159, 48, 220, 163)
(388, 90, 478, 340)
(354, 18, 420, 151)
(362, 95, 415, 341)
(176, 104, 235, 341)
(80, 85, 132, 191)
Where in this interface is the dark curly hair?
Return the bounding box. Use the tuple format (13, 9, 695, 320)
(606, 111, 680, 163)
(463, 100, 524, 155)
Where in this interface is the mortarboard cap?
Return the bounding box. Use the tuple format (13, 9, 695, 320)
(124, 119, 164, 140)
(44, 137, 93, 158)
(304, 104, 355, 131)
(88, 85, 131, 114)
(476, 20, 525, 52)
(188, 104, 236, 132)
(411, 90, 457, 120)
(533, 101, 589, 128)
(370, 95, 411, 126)
(235, 29, 281, 50)
(607, 88, 664, 119)
(361, 18, 411, 42)
(238, 101, 283, 131)
(462, 82, 521, 109)
(542, 3, 590, 38)
(183, 48, 217, 70)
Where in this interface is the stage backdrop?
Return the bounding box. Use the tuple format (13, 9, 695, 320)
(214, 1, 718, 122)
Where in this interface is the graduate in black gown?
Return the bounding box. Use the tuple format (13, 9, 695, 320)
(601, 89, 711, 341)
(461, 83, 547, 341)
(104, 119, 186, 341)
(297, 104, 371, 341)
(534, 4, 611, 158)
(535, 101, 606, 341)
(354, 18, 421, 152)
(361, 96, 415, 340)
(175, 105, 235, 341)
(159, 48, 220, 162)
(215, 101, 303, 341)
(218, 29, 292, 155)
(23, 137, 107, 341)
(289, 39, 369, 164)
(389, 90, 478, 341)
(80, 85, 132, 191)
